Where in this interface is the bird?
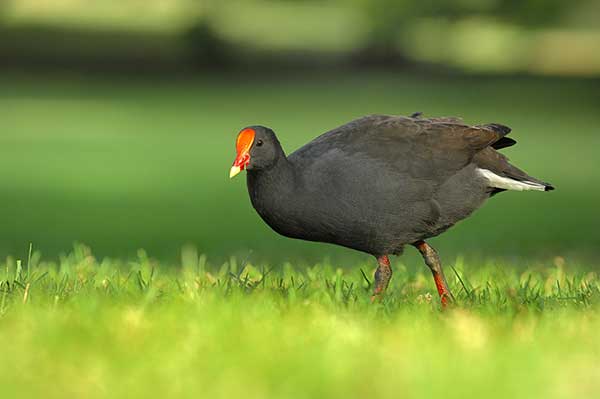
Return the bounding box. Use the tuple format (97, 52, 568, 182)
(229, 114, 554, 305)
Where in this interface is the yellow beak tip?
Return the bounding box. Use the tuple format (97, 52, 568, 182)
(229, 166, 241, 179)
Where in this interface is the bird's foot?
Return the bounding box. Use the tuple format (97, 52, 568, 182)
(440, 292, 454, 309)
(370, 288, 385, 303)
(370, 255, 392, 303)
(433, 272, 454, 309)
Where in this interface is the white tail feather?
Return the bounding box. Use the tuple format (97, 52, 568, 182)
(477, 168, 546, 192)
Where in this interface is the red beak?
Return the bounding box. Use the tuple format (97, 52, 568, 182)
(230, 128, 255, 178)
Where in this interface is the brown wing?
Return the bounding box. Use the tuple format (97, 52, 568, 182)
(368, 115, 510, 179)
(290, 114, 511, 182)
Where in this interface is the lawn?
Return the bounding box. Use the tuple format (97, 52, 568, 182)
(0, 71, 599, 398)
(0, 246, 599, 398)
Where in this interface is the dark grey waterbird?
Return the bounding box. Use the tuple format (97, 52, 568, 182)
(230, 114, 554, 305)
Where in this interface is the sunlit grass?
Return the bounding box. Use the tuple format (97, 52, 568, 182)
(1, 245, 599, 398)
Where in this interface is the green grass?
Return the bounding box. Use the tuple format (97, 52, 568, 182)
(1, 245, 599, 398)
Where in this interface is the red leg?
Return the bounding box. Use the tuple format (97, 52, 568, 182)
(414, 241, 453, 307)
(371, 255, 392, 302)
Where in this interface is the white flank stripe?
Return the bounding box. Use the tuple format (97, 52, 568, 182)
(477, 168, 546, 191)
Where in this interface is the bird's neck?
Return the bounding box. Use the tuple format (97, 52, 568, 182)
(246, 155, 296, 218)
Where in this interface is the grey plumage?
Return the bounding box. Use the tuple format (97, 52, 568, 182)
(244, 114, 553, 257)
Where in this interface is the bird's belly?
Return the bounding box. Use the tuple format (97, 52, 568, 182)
(255, 191, 436, 255)
(252, 164, 491, 255)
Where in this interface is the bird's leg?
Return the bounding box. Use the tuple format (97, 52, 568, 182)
(413, 241, 454, 307)
(371, 255, 392, 302)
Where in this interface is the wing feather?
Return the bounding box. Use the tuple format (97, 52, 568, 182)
(290, 114, 509, 182)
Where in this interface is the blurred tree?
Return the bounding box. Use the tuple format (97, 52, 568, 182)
(181, 0, 232, 69)
(351, 0, 591, 64)
(0, 0, 7, 23)
(351, 0, 418, 65)
(493, 0, 583, 26)
(183, 20, 232, 69)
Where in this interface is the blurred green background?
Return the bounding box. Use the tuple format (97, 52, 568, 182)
(0, 0, 599, 264)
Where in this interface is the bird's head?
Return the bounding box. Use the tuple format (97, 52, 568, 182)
(229, 126, 282, 178)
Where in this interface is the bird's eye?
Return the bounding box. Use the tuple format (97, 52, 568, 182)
(256, 139, 263, 147)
